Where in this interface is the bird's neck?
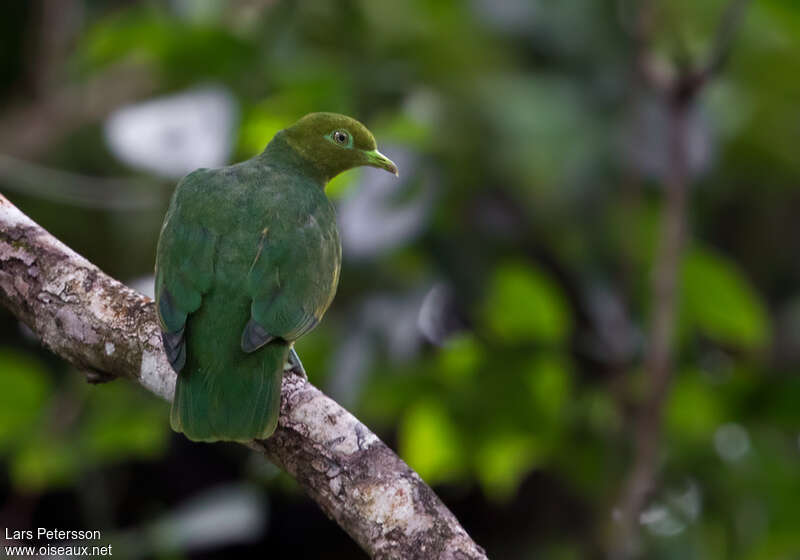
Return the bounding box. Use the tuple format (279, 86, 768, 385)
(260, 131, 329, 187)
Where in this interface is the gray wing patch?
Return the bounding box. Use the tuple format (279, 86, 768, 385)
(158, 288, 187, 373)
(241, 318, 275, 353)
(161, 326, 186, 373)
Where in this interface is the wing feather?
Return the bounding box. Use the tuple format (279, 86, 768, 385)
(242, 199, 339, 350)
(155, 170, 217, 373)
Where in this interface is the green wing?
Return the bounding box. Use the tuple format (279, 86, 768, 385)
(242, 211, 338, 353)
(155, 170, 217, 372)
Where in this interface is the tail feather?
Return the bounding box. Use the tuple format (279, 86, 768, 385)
(170, 342, 288, 442)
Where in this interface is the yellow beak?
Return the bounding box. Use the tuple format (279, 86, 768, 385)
(365, 149, 399, 176)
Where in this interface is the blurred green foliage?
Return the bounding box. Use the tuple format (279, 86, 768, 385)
(0, 348, 168, 492)
(484, 261, 571, 344)
(680, 247, 770, 348)
(1, 0, 799, 558)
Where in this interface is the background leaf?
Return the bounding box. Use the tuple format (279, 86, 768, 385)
(680, 247, 770, 348)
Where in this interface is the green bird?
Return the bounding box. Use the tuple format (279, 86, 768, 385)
(155, 112, 398, 442)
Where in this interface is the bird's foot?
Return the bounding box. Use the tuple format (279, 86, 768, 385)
(284, 347, 308, 380)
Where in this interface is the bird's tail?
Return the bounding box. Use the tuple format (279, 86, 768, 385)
(170, 341, 288, 442)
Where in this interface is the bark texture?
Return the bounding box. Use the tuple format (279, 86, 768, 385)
(0, 193, 487, 560)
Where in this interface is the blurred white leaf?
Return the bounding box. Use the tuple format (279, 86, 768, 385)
(639, 503, 686, 537)
(714, 423, 751, 463)
(338, 148, 435, 259)
(149, 484, 266, 552)
(81, 484, 266, 559)
(418, 282, 466, 346)
(105, 86, 237, 179)
(329, 291, 427, 405)
(667, 479, 702, 521)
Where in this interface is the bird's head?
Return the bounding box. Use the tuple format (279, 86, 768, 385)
(281, 112, 398, 183)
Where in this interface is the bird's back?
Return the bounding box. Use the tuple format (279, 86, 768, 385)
(157, 152, 341, 441)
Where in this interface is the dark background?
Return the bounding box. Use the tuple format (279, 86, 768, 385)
(0, 1, 799, 558)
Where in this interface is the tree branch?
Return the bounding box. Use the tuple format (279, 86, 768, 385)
(0, 193, 486, 560)
(612, 95, 689, 559)
(611, 1, 751, 556)
(700, 0, 751, 81)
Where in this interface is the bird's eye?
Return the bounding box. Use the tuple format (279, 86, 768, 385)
(333, 130, 349, 145)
